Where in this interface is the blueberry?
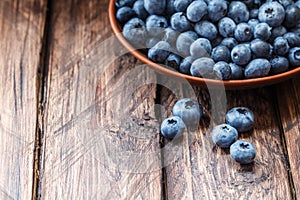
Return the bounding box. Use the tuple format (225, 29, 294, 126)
(245, 58, 271, 78)
(194, 20, 218, 41)
(172, 98, 203, 128)
(250, 39, 271, 58)
(213, 61, 232, 80)
(234, 23, 253, 42)
(218, 17, 237, 38)
(190, 57, 215, 78)
(133, 0, 148, 20)
(207, 0, 228, 22)
(253, 22, 271, 41)
(258, 2, 285, 27)
(231, 44, 252, 66)
(146, 15, 168, 37)
(284, 4, 300, 28)
(226, 107, 255, 132)
(165, 53, 181, 70)
(270, 56, 289, 74)
(116, 7, 136, 24)
(176, 31, 198, 57)
(115, 0, 135, 8)
(250, 8, 259, 19)
(283, 32, 300, 47)
(144, 0, 166, 15)
(273, 37, 290, 56)
(230, 140, 256, 164)
(229, 63, 244, 79)
(171, 12, 191, 32)
(228, 1, 249, 24)
(221, 37, 238, 50)
(148, 41, 171, 63)
(174, 0, 192, 12)
(123, 18, 147, 48)
(211, 45, 231, 63)
(161, 116, 186, 139)
(190, 38, 212, 58)
(166, 0, 176, 15)
(270, 26, 287, 42)
(179, 56, 194, 74)
(212, 124, 238, 148)
(289, 47, 300, 67)
(186, 0, 208, 22)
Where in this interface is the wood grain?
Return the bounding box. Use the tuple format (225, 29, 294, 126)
(162, 85, 292, 199)
(0, 0, 46, 199)
(39, 0, 162, 199)
(276, 75, 300, 198)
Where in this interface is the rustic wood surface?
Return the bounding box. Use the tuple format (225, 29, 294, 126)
(1, 0, 300, 199)
(0, 0, 46, 199)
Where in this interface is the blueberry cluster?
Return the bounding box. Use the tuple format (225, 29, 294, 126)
(212, 106, 256, 164)
(116, 0, 300, 80)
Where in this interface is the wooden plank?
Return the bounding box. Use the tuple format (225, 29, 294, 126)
(276, 75, 300, 198)
(39, 0, 162, 199)
(163, 85, 292, 199)
(0, 0, 46, 199)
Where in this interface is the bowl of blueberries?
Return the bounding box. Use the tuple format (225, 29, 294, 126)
(109, 0, 300, 89)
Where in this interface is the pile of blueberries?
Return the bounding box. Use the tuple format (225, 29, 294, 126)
(116, 0, 300, 80)
(160, 98, 256, 164)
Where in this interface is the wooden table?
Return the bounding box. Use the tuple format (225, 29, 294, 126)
(0, 0, 299, 199)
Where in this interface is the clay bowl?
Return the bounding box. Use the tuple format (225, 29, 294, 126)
(108, 0, 300, 90)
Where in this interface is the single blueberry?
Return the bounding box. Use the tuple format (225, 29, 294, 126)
(166, 0, 176, 15)
(218, 17, 237, 38)
(165, 53, 181, 70)
(146, 15, 168, 37)
(258, 2, 285, 27)
(221, 37, 238, 50)
(212, 124, 238, 148)
(190, 38, 212, 58)
(226, 107, 255, 132)
(148, 41, 171, 63)
(133, 0, 148, 20)
(116, 7, 136, 24)
(190, 57, 215, 78)
(179, 56, 194, 74)
(270, 56, 289, 74)
(207, 0, 228, 22)
(213, 61, 232, 80)
(253, 22, 271, 41)
(234, 23, 253, 42)
(187, 0, 208, 22)
(161, 116, 186, 139)
(273, 37, 290, 56)
(230, 140, 256, 164)
(122, 18, 147, 48)
(283, 32, 300, 47)
(171, 12, 191, 33)
(284, 4, 300, 28)
(194, 20, 218, 41)
(172, 98, 203, 128)
(228, 1, 249, 24)
(144, 0, 166, 15)
(250, 39, 271, 58)
(231, 44, 252, 66)
(289, 47, 300, 67)
(211, 45, 231, 63)
(229, 63, 244, 80)
(174, 0, 193, 12)
(176, 31, 198, 57)
(244, 58, 271, 78)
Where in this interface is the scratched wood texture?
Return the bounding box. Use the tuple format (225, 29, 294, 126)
(0, 0, 46, 199)
(161, 85, 293, 199)
(276, 75, 300, 198)
(39, 0, 162, 199)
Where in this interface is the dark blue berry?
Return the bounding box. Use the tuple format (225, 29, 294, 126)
(171, 12, 191, 33)
(123, 18, 147, 48)
(283, 32, 300, 47)
(179, 56, 194, 74)
(273, 37, 290, 56)
(211, 45, 231, 62)
(115, 0, 135, 8)
(226, 107, 255, 132)
(270, 56, 289, 74)
(133, 0, 148, 20)
(229, 63, 244, 79)
(116, 7, 136, 24)
(284, 4, 300, 28)
(146, 15, 168, 37)
(228, 1, 249, 24)
(234, 23, 253, 42)
(212, 124, 238, 148)
(231, 44, 252, 66)
(258, 2, 285, 27)
(144, 0, 166, 15)
(207, 0, 228, 22)
(190, 38, 212, 58)
(165, 53, 181, 70)
(213, 61, 232, 80)
(161, 116, 186, 139)
(245, 58, 271, 78)
(250, 39, 271, 58)
(176, 31, 198, 57)
(218, 17, 236, 38)
(190, 57, 215, 78)
(148, 41, 171, 63)
(194, 20, 218, 41)
(174, 0, 192, 12)
(289, 47, 300, 67)
(186, 0, 208, 22)
(253, 22, 271, 41)
(230, 140, 256, 164)
(221, 37, 238, 50)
